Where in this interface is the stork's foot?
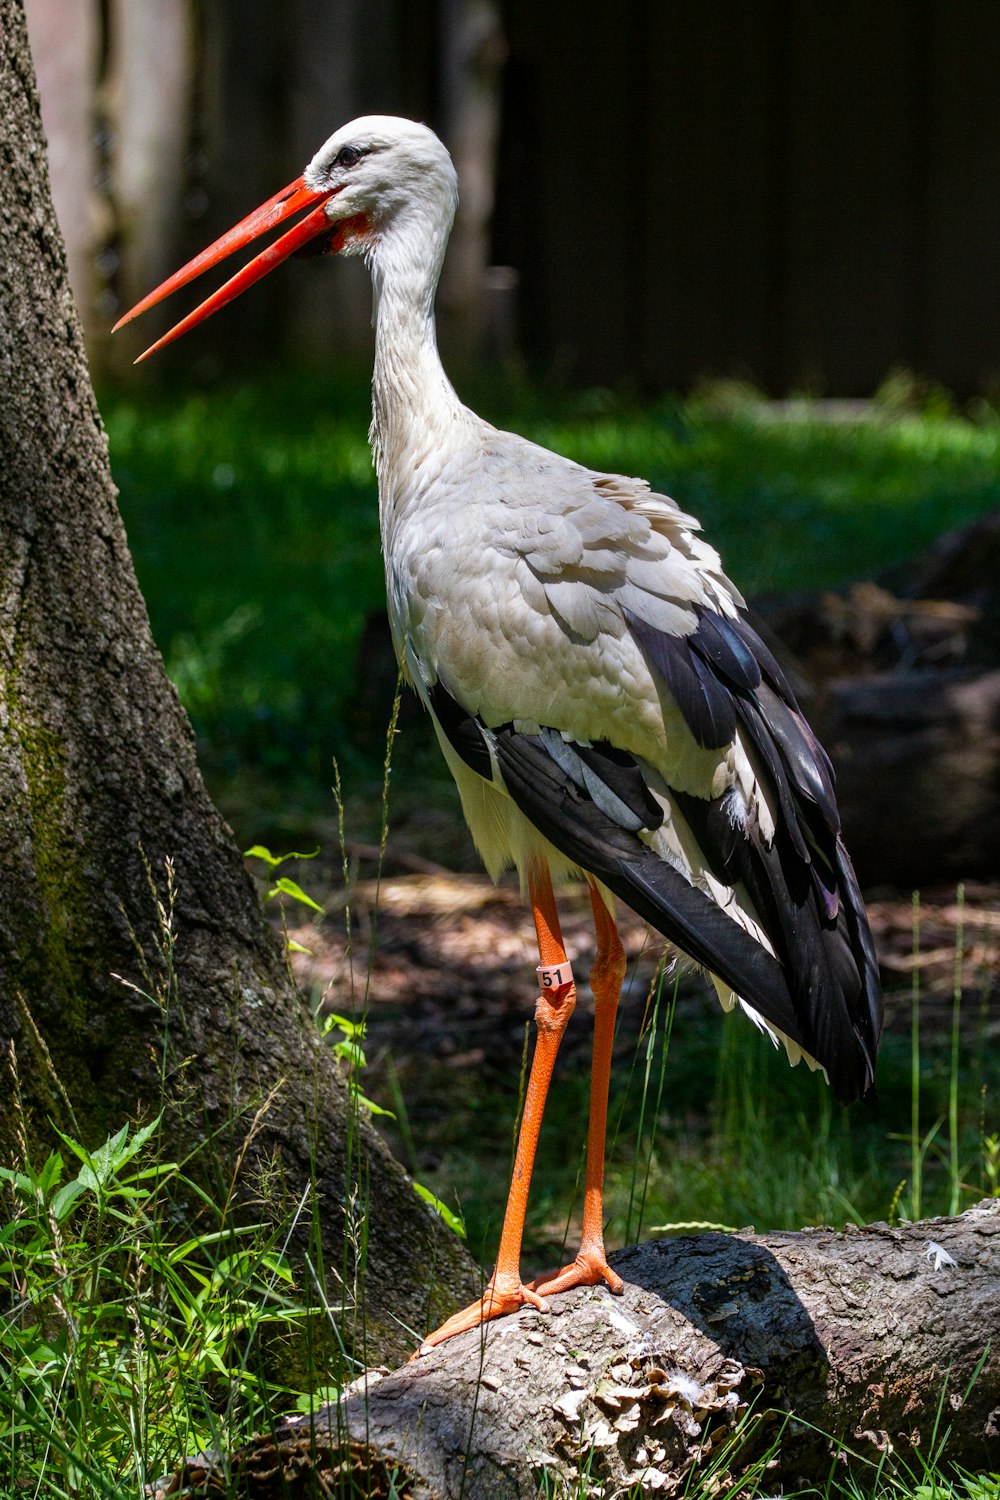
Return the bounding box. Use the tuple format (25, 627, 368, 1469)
(416, 1274, 548, 1355)
(528, 1246, 624, 1299)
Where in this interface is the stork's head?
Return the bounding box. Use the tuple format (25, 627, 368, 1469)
(304, 116, 458, 253)
(114, 115, 458, 361)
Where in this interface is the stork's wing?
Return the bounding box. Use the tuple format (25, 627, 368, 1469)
(429, 606, 882, 1104)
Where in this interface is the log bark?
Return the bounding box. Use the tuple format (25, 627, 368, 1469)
(0, 0, 476, 1366)
(180, 1202, 1000, 1498)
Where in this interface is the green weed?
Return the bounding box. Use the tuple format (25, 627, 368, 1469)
(0, 1110, 324, 1496)
(0, 858, 360, 1498)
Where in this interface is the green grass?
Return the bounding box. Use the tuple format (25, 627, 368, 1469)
(0, 869, 363, 1499)
(3, 976, 997, 1498)
(103, 369, 1000, 831)
(0, 1118, 325, 1495)
(105, 372, 383, 808)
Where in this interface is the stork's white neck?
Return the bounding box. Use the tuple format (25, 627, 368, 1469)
(369, 206, 465, 498)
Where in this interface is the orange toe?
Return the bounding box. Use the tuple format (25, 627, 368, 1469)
(527, 1247, 624, 1299)
(416, 1276, 548, 1355)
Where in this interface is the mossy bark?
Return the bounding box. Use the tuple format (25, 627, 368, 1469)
(0, 0, 476, 1366)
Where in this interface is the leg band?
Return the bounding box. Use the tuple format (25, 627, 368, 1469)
(536, 960, 574, 991)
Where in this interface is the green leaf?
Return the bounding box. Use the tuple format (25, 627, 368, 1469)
(127, 1114, 163, 1158)
(0, 1166, 37, 1198)
(244, 843, 282, 866)
(50, 1178, 88, 1222)
(203, 1347, 231, 1377)
(88, 1123, 130, 1186)
(268, 876, 323, 912)
(51, 1125, 97, 1172)
(962, 1479, 1000, 1500)
(295, 1384, 341, 1413)
(125, 1160, 180, 1184)
(258, 1253, 294, 1284)
(411, 1181, 466, 1238)
(333, 1040, 366, 1069)
(322, 1012, 365, 1040)
(245, 844, 320, 869)
(287, 938, 313, 955)
(37, 1152, 64, 1196)
(354, 1091, 395, 1119)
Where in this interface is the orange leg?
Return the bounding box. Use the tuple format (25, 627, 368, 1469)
(418, 862, 577, 1353)
(528, 881, 625, 1298)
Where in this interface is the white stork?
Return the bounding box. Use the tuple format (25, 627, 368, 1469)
(116, 116, 883, 1352)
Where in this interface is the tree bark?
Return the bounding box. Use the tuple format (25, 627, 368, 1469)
(174, 1202, 1000, 1498)
(0, 0, 476, 1366)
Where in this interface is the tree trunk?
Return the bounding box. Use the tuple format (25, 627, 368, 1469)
(0, 0, 476, 1367)
(172, 1202, 1000, 1498)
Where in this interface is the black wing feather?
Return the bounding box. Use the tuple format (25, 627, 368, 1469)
(625, 611, 736, 749)
(733, 693, 813, 866)
(574, 741, 665, 829)
(489, 724, 808, 1045)
(428, 680, 493, 779)
(688, 608, 761, 693)
(727, 613, 797, 702)
(752, 683, 839, 826)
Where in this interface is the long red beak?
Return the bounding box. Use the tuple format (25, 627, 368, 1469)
(113, 175, 341, 363)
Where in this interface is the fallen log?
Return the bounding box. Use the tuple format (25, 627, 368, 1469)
(747, 506, 1000, 885)
(823, 667, 1000, 886)
(167, 1201, 999, 1497)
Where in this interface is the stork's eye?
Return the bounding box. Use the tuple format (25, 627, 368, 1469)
(336, 146, 363, 169)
